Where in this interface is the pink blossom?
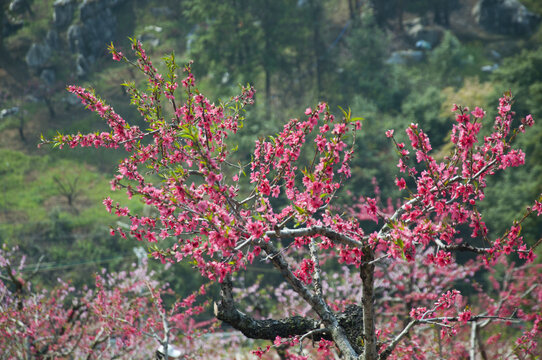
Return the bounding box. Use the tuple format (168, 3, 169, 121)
(471, 107, 486, 119)
(103, 197, 113, 213)
(523, 114, 534, 127)
(112, 51, 123, 61)
(410, 307, 427, 320)
(246, 219, 264, 239)
(458, 310, 471, 324)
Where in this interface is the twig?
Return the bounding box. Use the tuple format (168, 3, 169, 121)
(265, 226, 364, 249)
(434, 239, 491, 254)
(309, 241, 323, 297)
(380, 320, 417, 360)
(368, 253, 390, 265)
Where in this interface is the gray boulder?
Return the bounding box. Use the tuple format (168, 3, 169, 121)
(67, 24, 85, 54)
(64, 93, 82, 107)
(140, 25, 162, 48)
(481, 63, 499, 72)
(53, 0, 76, 29)
(77, 0, 120, 59)
(80, 0, 105, 20)
(407, 23, 443, 47)
(53, 0, 130, 77)
(25, 43, 52, 68)
(473, 0, 541, 36)
(103, 0, 129, 8)
(45, 29, 60, 50)
(9, 0, 32, 15)
(0, 107, 19, 119)
(40, 69, 56, 86)
(140, 33, 160, 48)
(76, 54, 90, 78)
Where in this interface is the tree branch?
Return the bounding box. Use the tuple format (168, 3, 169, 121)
(214, 275, 323, 340)
(379, 320, 417, 360)
(309, 241, 323, 297)
(265, 226, 364, 249)
(434, 239, 491, 254)
(258, 241, 360, 359)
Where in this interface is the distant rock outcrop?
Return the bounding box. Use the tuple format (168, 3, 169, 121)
(25, 43, 52, 68)
(53, 0, 77, 30)
(9, 0, 33, 16)
(67, 23, 85, 54)
(405, 18, 444, 48)
(77, 0, 118, 62)
(473, 0, 541, 36)
(40, 69, 56, 86)
(25, 0, 130, 80)
(75, 53, 90, 77)
(66, 0, 128, 64)
(45, 30, 60, 50)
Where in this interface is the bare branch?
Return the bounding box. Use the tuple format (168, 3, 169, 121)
(434, 239, 491, 254)
(265, 226, 364, 249)
(257, 241, 360, 359)
(309, 241, 323, 297)
(380, 311, 521, 360)
(214, 275, 323, 340)
(368, 253, 390, 266)
(379, 320, 417, 360)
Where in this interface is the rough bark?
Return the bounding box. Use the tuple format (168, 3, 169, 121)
(265, 226, 364, 249)
(360, 247, 377, 360)
(215, 257, 365, 358)
(215, 275, 322, 340)
(216, 289, 365, 353)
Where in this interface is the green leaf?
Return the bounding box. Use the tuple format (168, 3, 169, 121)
(337, 105, 349, 120)
(294, 204, 307, 215)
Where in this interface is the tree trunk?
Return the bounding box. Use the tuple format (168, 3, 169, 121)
(360, 247, 377, 360)
(44, 96, 56, 118)
(18, 115, 25, 142)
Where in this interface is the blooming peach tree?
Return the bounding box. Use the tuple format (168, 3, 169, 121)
(39, 40, 542, 359)
(0, 245, 219, 359)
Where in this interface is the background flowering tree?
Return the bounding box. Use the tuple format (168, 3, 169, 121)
(39, 40, 542, 359)
(0, 245, 224, 359)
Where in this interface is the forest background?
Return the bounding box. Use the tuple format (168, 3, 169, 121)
(0, 0, 542, 356)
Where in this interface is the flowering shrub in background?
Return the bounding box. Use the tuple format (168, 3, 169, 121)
(0, 245, 232, 359)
